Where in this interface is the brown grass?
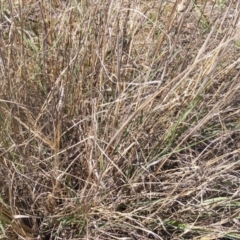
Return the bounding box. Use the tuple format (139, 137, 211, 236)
(0, 0, 240, 239)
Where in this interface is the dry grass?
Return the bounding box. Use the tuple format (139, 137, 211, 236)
(0, 0, 240, 239)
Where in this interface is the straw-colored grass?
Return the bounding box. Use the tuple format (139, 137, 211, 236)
(0, 0, 240, 239)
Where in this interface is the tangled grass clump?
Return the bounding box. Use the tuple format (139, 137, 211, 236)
(0, 0, 240, 239)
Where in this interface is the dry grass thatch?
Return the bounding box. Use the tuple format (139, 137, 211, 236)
(0, 0, 240, 239)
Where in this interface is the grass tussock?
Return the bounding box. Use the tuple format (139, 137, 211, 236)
(0, 0, 240, 239)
